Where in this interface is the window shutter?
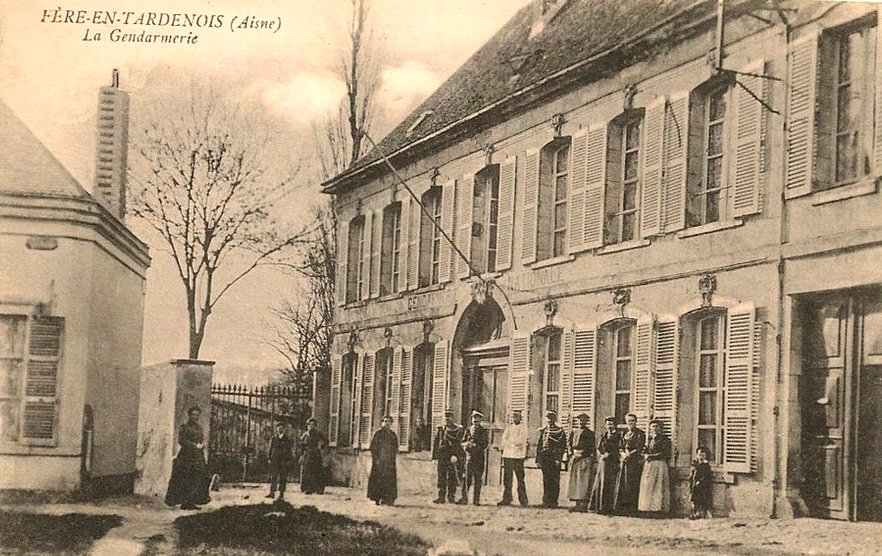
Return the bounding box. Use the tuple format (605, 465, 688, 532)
(653, 316, 679, 454)
(633, 314, 655, 430)
(432, 340, 449, 429)
(22, 317, 62, 444)
(329, 355, 343, 446)
(438, 180, 456, 283)
(398, 197, 411, 293)
(370, 210, 382, 299)
(399, 349, 413, 450)
(751, 320, 763, 473)
(360, 352, 375, 448)
(390, 347, 403, 431)
(732, 59, 767, 217)
(559, 330, 574, 429)
(360, 212, 373, 301)
(496, 157, 517, 270)
(336, 220, 348, 306)
(584, 124, 608, 249)
(723, 303, 755, 474)
(663, 93, 689, 233)
(567, 130, 589, 253)
(785, 33, 818, 198)
(641, 97, 666, 237)
(874, 13, 882, 177)
(508, 333, 530, 415)
(407, 196, 421, 290)
(456, 175, 475, 279)
(521, 149, 540, 263)
(351, 353, 362, 446)
(572, 326, 597, 431)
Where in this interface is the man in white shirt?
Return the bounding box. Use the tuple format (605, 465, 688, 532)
(497, 409, 529, 506)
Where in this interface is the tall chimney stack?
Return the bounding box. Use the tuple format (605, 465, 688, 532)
(94, 69, 129, 220)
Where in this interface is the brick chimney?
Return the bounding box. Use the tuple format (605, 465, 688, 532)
(93, 69, 129, 220)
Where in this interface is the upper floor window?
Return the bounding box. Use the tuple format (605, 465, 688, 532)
(687, 81, 732, 228)
(472, 165, 500, 274)
(696, 313, 726, 464)
(537, 139, 571, 259)
(419, 187, 442, 287)
(605, 115, 642, 244)
(380, 202, 402, 296)
(345, 215, 365, 303)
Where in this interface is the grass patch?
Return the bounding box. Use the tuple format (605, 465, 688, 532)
(174, 502, 429, 555)
(0, 511, 122, 555)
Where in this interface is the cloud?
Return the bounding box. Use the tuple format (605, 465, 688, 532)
(378, 60, 441, 124)
(257, 72, 346, 125)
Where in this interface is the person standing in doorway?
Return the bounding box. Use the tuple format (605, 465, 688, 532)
(497, 409, 529, 506)
(367, 415, 399, 505)
(536, 410, 567, 508)
(567, 413, 596, 513)
(432, 408, 465, 503)
(299, 417, 328, 495)
(266, 422, 294, 501)
(459, 410, 489, 505)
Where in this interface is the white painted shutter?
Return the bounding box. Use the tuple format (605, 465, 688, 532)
(496, 157, 517, 270)
(398, 196, 411, 293)
(751, 320, 763, 473)
(653, 316, 679, 454)
(723, 303, 755, 474)
(329, 354, 343, 446)
(663, 93, 689, 233)
(360, 211, 373, 301)
(508, 333, 530, 415)
(370, 210, 382, 298)
(407, 195, 421, 290)
(351, 353, 362, 446)
(390, 347, 403, 428)
(456, 175, 475, 279)
(641, 97, 666, 237)
(521, 149, 540, 263)
(732, 59, 766, 217)
(560, 330, 574, 429)
(22, 317, 62, 444)
(432, 340, 449, 430)
(567, 130, 589, 253)
(633, 314, 655, 431)
(399, 349, 413, 451)
(874, 12, 882, 176)
(360, 352, 375, 448)
(438, 180, 456, 283)
(571, 327, 597, 431)
(336, 219, 348, 306)
(583, 124, 607, 249)
(785, 33, 818, 198)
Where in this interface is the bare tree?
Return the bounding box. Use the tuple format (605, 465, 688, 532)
(130, 88, 306, 359)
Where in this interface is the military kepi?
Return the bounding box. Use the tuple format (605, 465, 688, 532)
(471, 410, 484, 419)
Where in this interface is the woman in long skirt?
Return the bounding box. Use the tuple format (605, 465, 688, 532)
(638, 418, 672, 515)
(589, 416, 620, 514)
(165, 406, 210, 510)
(367, 415, 399, 505)
(299, 417, 328, 494)
(613, 413, 645, 515)
(567, 413, 596, 512)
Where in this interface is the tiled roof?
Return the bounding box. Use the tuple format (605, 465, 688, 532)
(0, 100, 91, 199)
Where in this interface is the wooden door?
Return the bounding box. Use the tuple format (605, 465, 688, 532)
(857, 297, 882, 522)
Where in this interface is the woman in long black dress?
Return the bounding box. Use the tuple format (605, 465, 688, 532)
(367, 415, 399, 505)
(639, 418, 672, 515)
(165, 406, 210, 509)
(589, 416, 620, 514)
(613, 413, 646, 515)
(299, 417, 328, 494)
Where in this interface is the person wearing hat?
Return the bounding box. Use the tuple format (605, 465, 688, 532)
(567, 412, 596, 512)
(299, 417, 328, 495)
(536, 410, 567, 508)
(367, 415, 399, 506)
(613, 413, 646, 515)
(638, 418, 672, 516)
(458, 410, 489, 505)
(266, 422, 295, 501)
(589, 416, 621, 514)
(432, 409, 465, 503)
(497, 409, 529, 506)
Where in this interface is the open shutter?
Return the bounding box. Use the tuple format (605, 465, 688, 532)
(456, 175, 475, 279)
(390, 348, 403, 432)
(653, 316, 679, 455)
(732, 59, 767, 217)
(22, 317, 62, 444)
(663, 93, 689, 233)
(751, 319, 763, 473)
(508, 333, 530, 415)
(520, 149, 540, 263)
(633, 314, 655, 431)
(407, 195, 421, 289)
(370, 210, 382, 298)
(329, 354, 343, 446)
(438, 180, 456, 283)
(360, 352, 375, 448)
(399, 349, 413, 450)
(359, 211, 373, 301)
(583, 124, 607, 249)
(567, 130, 589, 253)
(336, 220, 349, 306)
(785, 33, 818, 198)
(641, 97, 666, 237)
(398, 197, 411, 293)
(874, 10, 882, 176)
(496, 157, 517, 270)
(559, 330, 574, 429)
(724, 303, 755, 474)
(571, 326, 597, 431)
(432, 340, 449, 429)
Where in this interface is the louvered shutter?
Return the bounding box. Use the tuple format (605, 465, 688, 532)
(785, 33, 818, 198)
(399, 349, 413, 450)
(653, 316, 679, 454)
(496, 157, 517, 270)
(663, 93, 689, 233)
(874, 10, 882, 176)
(633, 314, 655, 430)
(407, 195, 421, 289)
(398, 197, 411, 293)
(559, 330, 574, 429)
(456, 175, 475, 278)
(751, 320, 763, 473)
(370, 210, 382, 298)
(508, 333, 530, 415)
(336, 220, 348, 306)
(329, 355, 342, 446)
(521, 149, 540, 263)
(390, 348, 403, 434)
(567, 130, 589, 253)
(360, 212, 373, 301)
(732, 59, 767, 217)
(22, 317, 62, 444)
(723, 303, 755, 474)
(438, 180, 456, 283)
(360, 352, 375, 448)
(571, 327, 597, 431)
(432, 340, 449, 429)
(351, 353, 362, 446)
(641, 97, 666, 237)
(583, 124, 607, 249)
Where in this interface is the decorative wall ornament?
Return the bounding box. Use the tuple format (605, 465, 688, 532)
(471, 278, 494, 305)
(422, 319, 435, 342)
(551, 113, 566, 136)
(483, 143, 495, 166)
(611, 287, 631, 318)
(699, 273, 718, 307)
(347, 327, 361, 352)
(622, 83, 637, 111)
(383, 326, 394, 346)
(543, 299, 558, 326)
(430, 167, 440, 186)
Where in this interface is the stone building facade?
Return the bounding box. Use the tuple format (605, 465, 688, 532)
(320, 0, 882, 520)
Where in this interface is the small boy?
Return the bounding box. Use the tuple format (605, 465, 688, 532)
(689, 446, 713, 519)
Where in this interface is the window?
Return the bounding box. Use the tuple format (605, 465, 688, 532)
(337, 352, 357, 447)
(605, 116, 642, 244)
(346, 216, 365, 303)
(544, 331, 562, 416)
(687, 84, 731, 227)
(410, 343, 434, 451)
(374, 348, 392, 433)
(537, 138, 571, 259)
(380, 202, 402, 296)
(471, 165, 500, 273)
(696, 314, 725, 464)
(613, 324, 634, 427)
(419, 187, 442, 287)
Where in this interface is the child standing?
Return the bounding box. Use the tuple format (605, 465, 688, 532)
(689, 446, 713, 519)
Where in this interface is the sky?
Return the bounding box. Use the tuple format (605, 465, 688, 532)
(0, 0, 530, 380)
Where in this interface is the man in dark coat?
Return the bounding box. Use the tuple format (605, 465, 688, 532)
(367, 415, 399, 505)
(432, 408, 465, 503)
(536, 410, 567, 508)
(458, 410, 489, 505)
(165, 406, 210, 510)
(299, 417, 328, 494)
(266, 422, 294, 500)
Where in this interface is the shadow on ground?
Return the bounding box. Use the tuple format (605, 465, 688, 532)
(0, 511, 122, 555)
